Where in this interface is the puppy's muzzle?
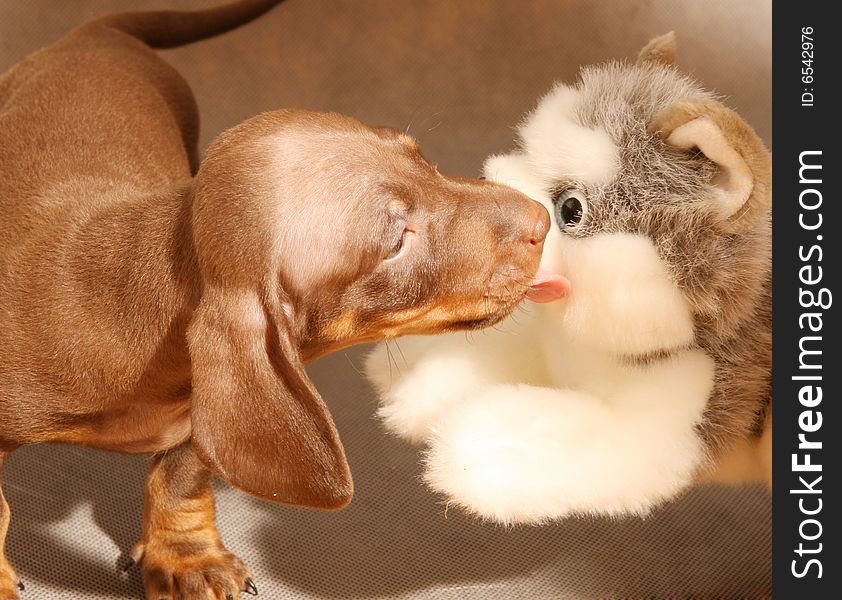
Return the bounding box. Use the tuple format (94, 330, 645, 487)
(501, 195, 570, 303)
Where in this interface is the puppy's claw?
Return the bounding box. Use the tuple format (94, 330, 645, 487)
(17, 580, 25, 591)
(227, 594, 234, 600)
(121, 558, 135, 573)
(245, 577, 258, 595)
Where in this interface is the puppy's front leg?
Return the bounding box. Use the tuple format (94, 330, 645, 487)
(131, 443, 257, 600)
(1, 453, 24, 600)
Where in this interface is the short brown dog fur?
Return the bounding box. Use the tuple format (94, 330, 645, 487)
(0, 2, 550, 598)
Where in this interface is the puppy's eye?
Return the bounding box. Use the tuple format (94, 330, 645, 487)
(552, 188, 587, 230)
(385, 228, 414, 262)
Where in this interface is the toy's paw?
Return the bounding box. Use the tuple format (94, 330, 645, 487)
(129, 532, 257, 600)
(366, 339, 488, 444)
(0, 557, 23, 600)
(425, 384, 617, 524)
(424, 360, 710, 524)
(366, 321, 547, 444)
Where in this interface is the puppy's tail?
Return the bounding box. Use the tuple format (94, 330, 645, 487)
(88, 0, 284, 49)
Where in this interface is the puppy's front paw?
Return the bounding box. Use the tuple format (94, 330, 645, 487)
(129, 533, 256, 600)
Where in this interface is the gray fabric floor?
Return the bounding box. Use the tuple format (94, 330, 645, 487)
(1, 1, 772, 598)
(5, 350, 772, 600)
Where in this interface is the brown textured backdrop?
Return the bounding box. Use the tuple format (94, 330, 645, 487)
(1, 1, 771, 599)
(0, 0, 771, 170)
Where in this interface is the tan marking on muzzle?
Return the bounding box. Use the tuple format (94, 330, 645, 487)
(321, 312, 358, 342)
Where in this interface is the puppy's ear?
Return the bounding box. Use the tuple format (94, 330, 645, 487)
(637, 32, 677, 67)
(650, 98, 771, 232)
(187, 284, 352, 509)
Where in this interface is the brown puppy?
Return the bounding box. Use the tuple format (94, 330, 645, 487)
(0, 2, 550, 599)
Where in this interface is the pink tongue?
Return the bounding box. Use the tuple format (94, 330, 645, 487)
(526, 268, 570, 303)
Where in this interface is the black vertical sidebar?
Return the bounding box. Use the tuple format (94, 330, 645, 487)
(772, 1, 839, 597)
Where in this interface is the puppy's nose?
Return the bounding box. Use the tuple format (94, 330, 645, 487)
(522, 201, 550, 247)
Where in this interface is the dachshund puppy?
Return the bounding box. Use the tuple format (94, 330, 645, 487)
(0, 2, 551, 598)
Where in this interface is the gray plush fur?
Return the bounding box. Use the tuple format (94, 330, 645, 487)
(519, 60, 771, 457)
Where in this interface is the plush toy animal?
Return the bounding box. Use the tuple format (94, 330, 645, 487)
(365, 33, 772, 524)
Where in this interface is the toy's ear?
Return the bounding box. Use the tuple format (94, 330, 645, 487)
(187, 284, 353, 509)
(650, 98, 772, 232)
(637, 32, 677, 67)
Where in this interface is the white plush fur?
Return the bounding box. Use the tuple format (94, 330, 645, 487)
(541, 231, 695, 355)
(369, 339, 501, 444)
(666, 117, 754, 219)
(366, 317, 549, 444)
(484, 152, 553, 210)
(366, 299, 710, 523)
(424, 349, 713, 523)
(517, 84, 620, 186)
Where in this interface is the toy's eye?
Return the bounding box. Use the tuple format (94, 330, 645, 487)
(552, 188, 587, 230)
